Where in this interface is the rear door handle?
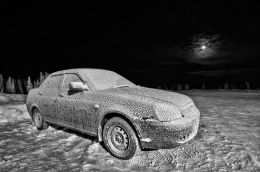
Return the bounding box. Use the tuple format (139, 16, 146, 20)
(55, 98, 60, 103)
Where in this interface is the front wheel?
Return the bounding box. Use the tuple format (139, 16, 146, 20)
(33, 108, 49, 130)
(102, 117, 140, 159)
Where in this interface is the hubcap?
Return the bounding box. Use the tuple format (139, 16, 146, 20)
(107, 126, 129, 154)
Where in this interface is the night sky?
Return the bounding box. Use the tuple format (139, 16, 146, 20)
(2, 1, 260, 88)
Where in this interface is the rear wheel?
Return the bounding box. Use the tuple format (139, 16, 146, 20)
(33, 108, 49, 130)
(102, 117, 140, 160)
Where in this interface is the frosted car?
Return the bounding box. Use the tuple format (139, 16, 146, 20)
(26, 68, 200, 159)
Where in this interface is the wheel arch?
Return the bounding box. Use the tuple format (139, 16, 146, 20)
(30, 104, 39, 117)
(98, 112, 142, 149)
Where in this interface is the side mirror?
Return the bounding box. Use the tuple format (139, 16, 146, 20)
(69, 81, 89, 91)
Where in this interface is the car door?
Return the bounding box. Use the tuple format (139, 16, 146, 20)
(39, 74, 63, 123)
(58, 73, 96, 133)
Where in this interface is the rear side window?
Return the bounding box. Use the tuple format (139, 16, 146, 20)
(41, 75, 63, 96)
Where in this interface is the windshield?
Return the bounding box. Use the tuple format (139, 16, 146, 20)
(82, 70, 136, 90)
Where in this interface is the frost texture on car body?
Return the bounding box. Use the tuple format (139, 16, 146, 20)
(26, 68, 200, 152)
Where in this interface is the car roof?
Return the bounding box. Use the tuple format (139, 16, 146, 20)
(50, 68, 114, 76)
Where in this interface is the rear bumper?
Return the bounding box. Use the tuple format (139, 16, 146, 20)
(137, 108, 200, 149)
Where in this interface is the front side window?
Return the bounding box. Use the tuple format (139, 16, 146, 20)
(62, 73, 84, 96)
(62, 73, 82, 89)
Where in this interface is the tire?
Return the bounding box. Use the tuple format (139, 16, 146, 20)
(102, 117, 140, 160)
(33, 108, 49, 130)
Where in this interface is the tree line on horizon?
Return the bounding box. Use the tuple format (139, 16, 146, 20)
(0, 72, 49, 94)
(157, 81, 255, 91)
(0, 72, 258, 94)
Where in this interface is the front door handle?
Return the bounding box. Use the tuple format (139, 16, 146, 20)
(59, 93, 65, 97)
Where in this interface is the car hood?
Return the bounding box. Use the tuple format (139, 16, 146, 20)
(108, 86, 192, 107)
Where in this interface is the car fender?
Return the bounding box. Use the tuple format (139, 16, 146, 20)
(97, 105, 143, 142)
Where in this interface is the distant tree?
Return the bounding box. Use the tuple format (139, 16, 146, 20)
(245, 81, 250, 90)
(33, 79, 40, 88)
(184, 84, 189, 90)
(11, 78, 16, 93)
(224, 83, 229, 90)
(16, 79, 24, 94)
(39, 72, 44, 85)
(201, 82, 206, 90)
(230, 83, 236, 90)
(44, 72, 49, 81)
(26, 76, 33, 93)
(23, 79, 27, 92)
(5, 77, 15, 94)
(0, 74, 3, 93)
(39, 72, 49, 86)
(162, 83, 167, 90)
(177, 84, 182, 91)
(170, 83, 175, 90)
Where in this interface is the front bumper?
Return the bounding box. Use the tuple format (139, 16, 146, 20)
(137, 108, 200, 149)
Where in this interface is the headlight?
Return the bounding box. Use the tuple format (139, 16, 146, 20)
(154, 103, 182, 122)
(181, 105, 196, 118)
(179, 102, 198, 118)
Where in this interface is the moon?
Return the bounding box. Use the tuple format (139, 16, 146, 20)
(201, 45, 207, 50)
(189, 34, 222, 59)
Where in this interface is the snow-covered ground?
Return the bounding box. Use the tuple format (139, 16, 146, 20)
(0, 90, 259, 171)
